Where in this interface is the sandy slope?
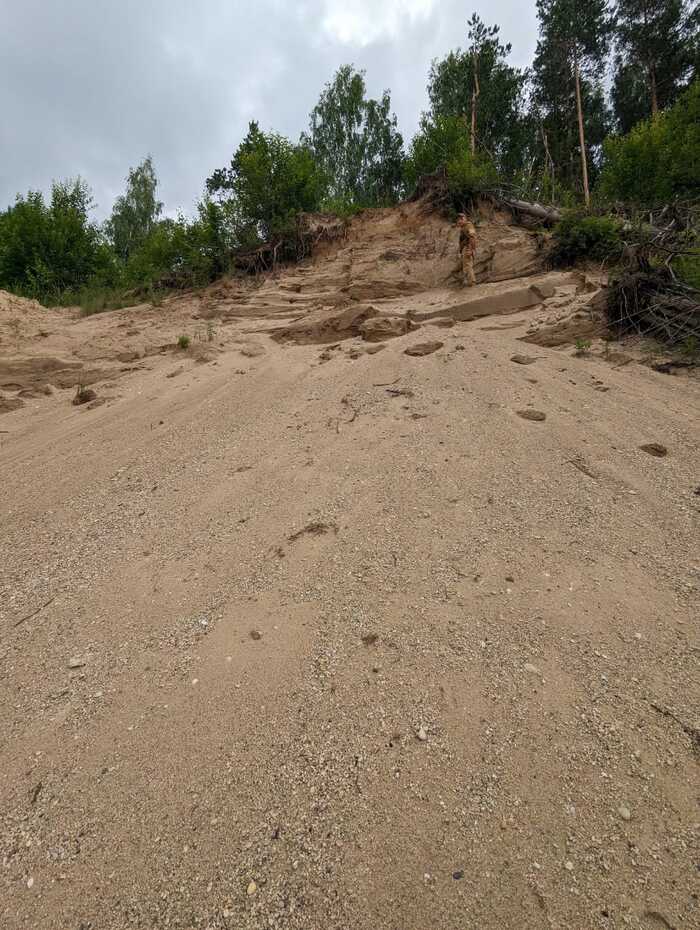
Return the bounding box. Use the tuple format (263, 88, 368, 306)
(1, 204, 699, 930)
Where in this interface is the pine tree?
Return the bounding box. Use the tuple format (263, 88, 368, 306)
(427, 14, 528, 176)
(533, 0, 612, 204)
(612, 1, 698, 132)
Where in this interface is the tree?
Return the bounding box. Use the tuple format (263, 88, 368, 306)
(427, 14, 528, 175)
(612, 1, 699, 132)
(403, 115, 497, 201)
(106, 156, 162, 261)
(207, 122, 324, 245)
(533, 0, 613, 204)
(0, 179, 111, 301)
(305, 65, 404, 208)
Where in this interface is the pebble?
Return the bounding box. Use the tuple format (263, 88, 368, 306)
(247, 880, 258, 896)
(67, 657, 86, 669)
(524, 663, 541, 676)
(27, 876, 34, 889)
(618, 805, 632, 822)
(249, 630, 263, 641)
(517, 409, 547, 422)
(565, 860, 574, 871)
(416, 727, 428, 742)
(452, 869, 465, 880)
(639, 443, 668, 458)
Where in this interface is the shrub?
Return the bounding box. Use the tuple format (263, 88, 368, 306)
(675, 252, 700, 290)
(600, 79, 700, 205)
(0, 180, 114, 303)
(177, 334, 190, 350)
(550, 210, 624, 266)
(207, 122, 325, 245)
(404, 115, 498, 212)
(445, 149, 498, 204)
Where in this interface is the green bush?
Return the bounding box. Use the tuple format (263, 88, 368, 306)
(601, 79, 700, 205)
(550, 210, 624, 265)
(675, 252, 700, 290)
(404, 115, 498, 209)
(207, 122, 325, 245)
(0, 179, 114, 303)
(445, 149, 498, 203)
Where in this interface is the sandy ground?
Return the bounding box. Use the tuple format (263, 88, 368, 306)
(1, 205, 699, 930)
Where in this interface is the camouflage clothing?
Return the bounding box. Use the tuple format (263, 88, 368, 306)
(459, 220, 477, 287)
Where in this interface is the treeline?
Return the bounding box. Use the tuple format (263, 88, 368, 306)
(1, 0, 698, 309)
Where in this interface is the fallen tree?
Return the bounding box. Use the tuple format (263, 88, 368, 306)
(606, 270, 700, 347)
(498, 197, 562, 225)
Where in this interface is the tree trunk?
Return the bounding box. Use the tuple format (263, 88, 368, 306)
(649, 63, 659, 117)
(499, 197, 562, 225)
(573, 51, 590, 208)
(540, 123, 555, 200)
(470, 51, 480, 156)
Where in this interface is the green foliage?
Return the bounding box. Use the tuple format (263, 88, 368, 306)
(532, 0, 613, 193)
(124, 200, 235, 290)
(675, 251, 700, 289)
(550, 210, 624, 265)
(404, 115, 497, 200)
(306, 65, 404, 207)
(207, 122, 324, 246)
(427, 14, 529, 176)
(574, 337, 592, 355)
(106, 156, 163, 260)
(612, 1, 697, 133)
(404, 116, 469, 189)
(177, 334, 190, 350)
(445, 149, 499, 205)
(0, 179, 114, 302)
(601, 79, 700, 203)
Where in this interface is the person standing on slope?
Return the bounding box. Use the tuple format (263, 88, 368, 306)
(457, 213, 478, 287)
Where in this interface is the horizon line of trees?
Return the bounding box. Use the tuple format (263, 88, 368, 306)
(1, 0, 698, 307)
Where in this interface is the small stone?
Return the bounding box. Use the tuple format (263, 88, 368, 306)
(247, 880, 257, 896)
(517, 409, 547, 422)
(510, 354, 537, 365)
(404, 340, 444, 357)
(639, 443, 667, 458)
(505, 575, 515, 583)
(249, 630, 263, 641)
(416, 726, 428, 742)
(27, 876, 34, 889)
(524, 663, 541, 676)
(68, 656, 86, 669)
(452, 869, 465, 880)
(618, 805, 632, 822)
(565, 860, 574, 871)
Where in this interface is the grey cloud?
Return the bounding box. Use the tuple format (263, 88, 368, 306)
(0, 0, 537, 219)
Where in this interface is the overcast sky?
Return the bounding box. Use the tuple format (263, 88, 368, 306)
(0, 0, 538, 219)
